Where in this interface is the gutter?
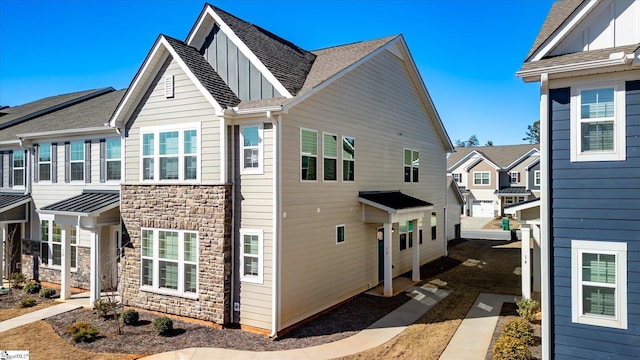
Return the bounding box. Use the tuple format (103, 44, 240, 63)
(16, 126, 116, 140)
(269, 113, 282, 338)
(517, 52, 634, 81)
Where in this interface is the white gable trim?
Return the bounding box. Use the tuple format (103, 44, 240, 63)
(531, 0, 600, 62)
(525, 157, 540, 171)
(464, 154, 500, 172)
(505, 148, 540, 170)
(186, 6, 293, 99)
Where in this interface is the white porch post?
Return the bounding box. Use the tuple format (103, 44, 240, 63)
(1, 224, 5, 281)
(411, 218, 420, 282)
(60, 225, 71, 300)
(521, 225, 531, 299)
(89, 229, 101, 305)
(532, 224, 541, 294)
(383, 221, 393, 296)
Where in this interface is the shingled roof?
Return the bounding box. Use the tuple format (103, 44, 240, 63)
(163, 35, 241, 108)
(524, 0, 584, 61)
(208, 4, 316, 96)
(447, 144, 539, 170)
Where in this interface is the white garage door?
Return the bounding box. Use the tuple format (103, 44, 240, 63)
(472, 200, 494, 217)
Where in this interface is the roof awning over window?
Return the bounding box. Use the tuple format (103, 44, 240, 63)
(0, 193, 31, 222)
(359, 191, 433, 224)
(494, 187, 532, 196)
(39, 190, 119, 217)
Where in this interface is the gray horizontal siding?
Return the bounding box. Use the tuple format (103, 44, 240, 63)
(549, 81, 640, 358)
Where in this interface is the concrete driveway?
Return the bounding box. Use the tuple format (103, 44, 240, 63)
(460, 217, 516, 240)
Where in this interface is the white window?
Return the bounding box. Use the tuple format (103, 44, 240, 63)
(571, 82, 626, 162)
(39, 143, 52, 182)
(510, 171, 520, 184)
(505, 196, 514, 205)
(70, 141, 84, 181)
(106, 138, 121, 181)
(431, 213, 437, 240)
(336, 225, 345, 244)
(342, 136, 355, 181)
(571, 240, 627, 329)
(452, 173, 462, 183)
(534, 170, 541, 186)
(398, 221, 414, 250)
(40, 220, 77, 269)
(323, 133, 338, 181)
(140, 228, 198, 297)
(12, 150, 24, 187)
(301, 129, 317, 181)
(404, 149, 419, 183)
(240, 125, 263, 174)
(140, 124, 200, 182)
(473, 171, 490, 185)
(239, 229, 263, 283)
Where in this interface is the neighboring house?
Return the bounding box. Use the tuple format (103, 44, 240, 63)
(447, 144, 540, 217)
(517, 0, 640, 359)
(0, 88, 124, 305)
(446, 176, 463, 240)
(108, 4, 454, 335)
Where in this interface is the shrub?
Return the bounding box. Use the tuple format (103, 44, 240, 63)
(152, 316, 173, 336)
(18, 297, 37, 308)
(502, 318, 534, 345)
(39, 287, 57, 298)
(93, 298, 117, 318)
(10, 272, 26, 289)
(67, 321, 100, 343)
(493, 335, 531, 360)
(23, 280, 41, 294)
(120, 309, 139, 325)
(516, 298, 539, 322)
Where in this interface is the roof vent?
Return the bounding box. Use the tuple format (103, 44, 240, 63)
(165, 75, 174, 98)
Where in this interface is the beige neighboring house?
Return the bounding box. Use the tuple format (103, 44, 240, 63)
(108, 3, 455, 335)
(447, 144, 540, 217)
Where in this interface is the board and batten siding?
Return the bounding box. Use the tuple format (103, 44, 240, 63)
(549, 79, 640, 359)
(124, 57, 221, 184)
(278, 49, 448, 328)
(232, 124, 274, 330)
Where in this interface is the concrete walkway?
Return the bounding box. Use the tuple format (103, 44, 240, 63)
(0, 302, 82, 333)
(439, 293, 520, 360)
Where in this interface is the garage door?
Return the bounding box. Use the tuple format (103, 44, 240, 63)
(472, 200, 494, 217)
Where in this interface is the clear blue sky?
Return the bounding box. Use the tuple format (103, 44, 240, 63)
(0, 0, 554, 145)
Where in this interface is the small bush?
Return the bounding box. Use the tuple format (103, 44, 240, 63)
(493, 335, 532, 360)
(67, 321, 100, 343)
(502, 318, 534, 345)
(18, 297, 37, 308)
(10, 272, 26, 289)
(23, 280, 41, 294)
(516, 298, 539, 322)
(152, 316, 173, 336)
(93, 298, 117, 318)
(39, 287, 57, 298)
(120, 309, 139, 325)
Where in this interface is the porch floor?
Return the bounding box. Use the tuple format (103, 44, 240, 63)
(64, 291, 121, 308)
(365, 276, 417, 297)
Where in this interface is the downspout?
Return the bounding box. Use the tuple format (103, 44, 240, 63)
(539, 73, 551, 360)
(269, 112, 281, 338)
(230, 120, 235, 324)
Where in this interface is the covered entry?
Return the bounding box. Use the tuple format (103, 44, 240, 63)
(0, 193, 31, 281)
(359, 191, 432, 297)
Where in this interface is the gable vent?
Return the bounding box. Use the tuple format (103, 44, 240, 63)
(165, 75, 174, 98)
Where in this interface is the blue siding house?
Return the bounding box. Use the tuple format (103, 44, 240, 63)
(517, 0, 640, 359)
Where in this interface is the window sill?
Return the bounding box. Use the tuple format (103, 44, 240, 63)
(140, 286, 199, 300)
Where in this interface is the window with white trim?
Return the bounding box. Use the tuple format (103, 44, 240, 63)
(12, 150, 24, 187)
(301, 129, 317, 181)
(473, 171, 490, 185)
(140, 228, 198, 296)
(240, 229, 263, 283)
(40, 220, 77, 269)
(141, 125, 200, 181)
(571, 240, 627, 329)
(571, 82, 626, 162)
(452, 173, 462, 183)
(510, 171, 520, 184)
(39, 143, 52, 182)
(431, 212, 437, 240)
(534, 170, 541, 186)
(342, 136, 355, 181)
(336, 225, 345, 244)
(323, 133, 338, 181)
(404, 149, 419, 183)
(241, 125, 263, 174)
(70, 141, 84, 181)
(106, 138, 121, 181)
(398, 221, 414, 250)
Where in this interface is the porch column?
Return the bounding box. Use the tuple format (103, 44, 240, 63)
(383, 221, 393, 296)
(411, 218, 420, 282)
(1, 225, 5, 281)
(521, 225, 531, 299)
(89, 229, 101, 305)
(60, 225, 71, 300)
(532, 224, 541, 294)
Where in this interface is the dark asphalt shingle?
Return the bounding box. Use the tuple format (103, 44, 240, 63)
(359, 191, 432, 210)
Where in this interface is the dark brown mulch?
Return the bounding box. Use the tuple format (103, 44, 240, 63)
(485, 303, 541, 360)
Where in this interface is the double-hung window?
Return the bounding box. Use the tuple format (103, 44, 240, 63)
(12, 150, 24, 187)
(323, 133, 338, 181)
(473, 171, 490, 185)
(342, 136, 355, 181)
(336, 225, 345, 244)
(534, 170, 541, 186)
(510, 171, 520, 184)
(40, 220, 76, 268)
(39, 143, 52, 182)
(452, 173, 462, 183)
(106, 139, 121, 181)
(572, 82, 625, 162)
(70, 141, 84, 181)
(240, 229, 263, 283)
(141, 124, 200, 181)
(404, 149, 419, 183)
(572, 240, 627, 329)
(141, 228, 198, 296)
(241, 125, 263, 174)
(399, 221, 412, 250)
(301, 129, 317, 181)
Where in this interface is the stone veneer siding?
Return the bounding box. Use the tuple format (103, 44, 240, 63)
(120, 184, 232, 325)
(21, 242, 91, 289)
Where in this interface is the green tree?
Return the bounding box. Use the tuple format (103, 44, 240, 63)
(523, 120, 540, 144)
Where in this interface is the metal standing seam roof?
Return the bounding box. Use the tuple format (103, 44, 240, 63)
(359, 191, 433, 211)
(40, 191, 119, 215)
(494, 187, 532, 195)
(0, 193, 31, 213)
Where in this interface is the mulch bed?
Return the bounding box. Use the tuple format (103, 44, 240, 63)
(485, 302, 541, 360)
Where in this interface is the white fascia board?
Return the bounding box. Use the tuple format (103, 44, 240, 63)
(530, 0, 600, 62)
(504, 199, 540, 213)
(525, 157, 541, 171)
(0, 140, 21, 146)
(448, 150, 482, 172)
(37, 209, 90, 217)
(505, 148, 540, 170)
(0, 198, 31, 214)
(464, 154, 500, 172)
(517, 55, 633, 81)
(17, 127, 115, 140)
(194, 7, 292, 99)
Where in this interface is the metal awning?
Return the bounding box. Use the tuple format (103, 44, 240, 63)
(494, 186, 532, 196)
(359, 191, 433, 214)
(0, 193, 31, 214)
(39, 190, 119, 217)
